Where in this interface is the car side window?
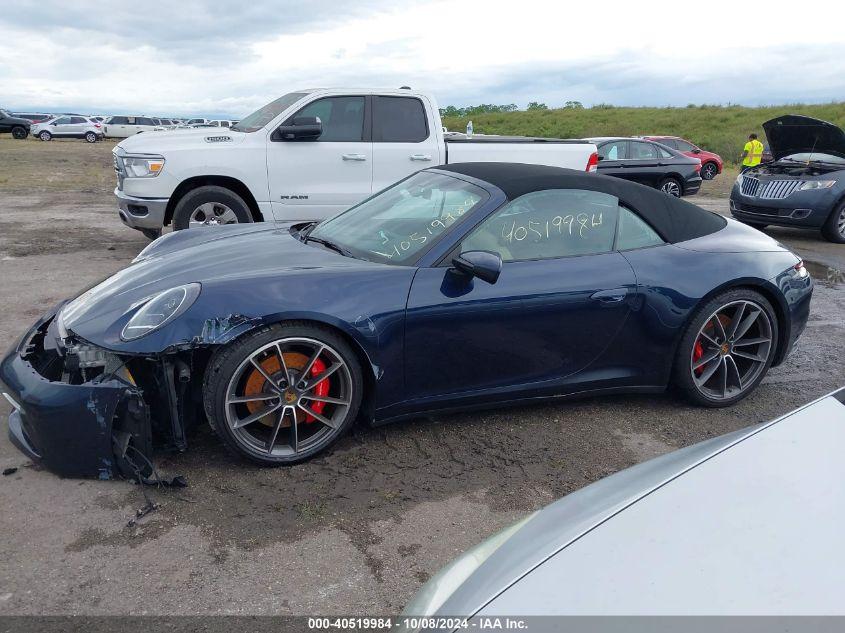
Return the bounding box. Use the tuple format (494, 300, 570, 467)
(136, 117, 154, 126)
(656, 145, 674, 159)
(460, 189, 619, 262)
(373, 96, 428, 142)
(70, 117, 86, 124)
(629, 141, 658, 159)
(616, 205, 664, 250)
(599, 141, 627, 160)
(288, 96, 365, 142)
(657, 138, 677, 149)
(675, 139, 696, 152)
(110, 116, 127, 124)
(54, 117, 71, 125)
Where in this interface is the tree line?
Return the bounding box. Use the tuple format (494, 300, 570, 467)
(439, 101, 585, 117)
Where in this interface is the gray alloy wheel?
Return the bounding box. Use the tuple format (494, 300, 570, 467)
(223, 336, 354, 460)
(39, 130, 52, 141)
(821, 203, 845, 243)
(11, 126, 27, 140)
(660, 178, 682, 197)
(689, 299, 773, 402)
(189, 202, 239, 227)
(85, 131, 97, 143)
(701, 162, 718, 180)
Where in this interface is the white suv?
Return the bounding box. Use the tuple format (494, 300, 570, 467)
(103, 116, 158, 138)
(31, 116, 104, 142)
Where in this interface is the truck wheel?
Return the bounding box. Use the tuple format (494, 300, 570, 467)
(821, 202, 845, 243)
(39, 131, 52, 141)
(172, 186, 252, 231)
(141, 228, 162, 241)
(12, 126, 27, 140)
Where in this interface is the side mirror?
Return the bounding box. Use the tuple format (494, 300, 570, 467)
(451, 250, 502, 284)
(276, 116, 322, 141)
(692, 148, 701, 154)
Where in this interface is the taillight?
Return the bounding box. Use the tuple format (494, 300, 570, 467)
(586, 151, 598, 173)
(94, 123, 101, 128)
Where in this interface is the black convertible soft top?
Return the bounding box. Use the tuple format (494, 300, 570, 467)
(438, 162, 726, 244)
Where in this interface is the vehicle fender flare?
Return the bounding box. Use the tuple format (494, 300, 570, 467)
(668, 277, 790, 374)
(165, 175, 263, 226)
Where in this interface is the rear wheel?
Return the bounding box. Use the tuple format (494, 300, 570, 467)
(203, 323, 364, 465)
(39, 130, 52, 141)
(700, 162, 718, 180)
(84, 131, 97, 143)
(11, 126, 27, 140)
(659, 177, 682, 197)
(821, 202, 845, 243)
(172, 185, 252, 230)
(673, 289, 778, 407)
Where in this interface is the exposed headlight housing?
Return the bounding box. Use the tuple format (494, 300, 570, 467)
(798, 180, 836, 191)
(123, 155, 165, 178)
(121, 283, 200, 341)
(735, 173, 744, 187)
(402, 512, 536, 620)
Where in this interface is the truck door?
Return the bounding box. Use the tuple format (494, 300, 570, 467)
(267, 95, 372, 222)
(371, 95, 441, 195)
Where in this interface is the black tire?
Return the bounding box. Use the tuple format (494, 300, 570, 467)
(84, 131, 97, 143)
(11, 126, 27, 140)
(673, 288, 778, 408)
(700, 162, 718, 180)
(171, 185, 252, 230)
(38, 130, 52, 141)
(821, 202, 845, 243)
(203, 322, 364, 465)
(141, 228, 162, 241)
(659, 177, 682, 197)
(743, 222, 768, 230)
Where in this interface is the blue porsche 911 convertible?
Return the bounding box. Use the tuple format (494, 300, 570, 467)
(1, 163, 812, 476)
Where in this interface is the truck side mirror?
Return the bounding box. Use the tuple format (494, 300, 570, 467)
(275, 116, 322, 141)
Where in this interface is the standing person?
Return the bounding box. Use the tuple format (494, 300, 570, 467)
(741, 133, 764, 171)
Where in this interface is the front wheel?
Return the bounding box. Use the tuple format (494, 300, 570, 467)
(11, 126, 27, 140)
(821, 203, 845, 243)
(659, 177, 682, 197)
(171, 185, 252, 230)
(203, 323, 364, 465)
(673, 289, 778, 407)
(700, 162, 718, 180)
(39, 130, 52, 141)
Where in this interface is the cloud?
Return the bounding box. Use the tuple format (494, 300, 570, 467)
(1, 0, 844, 116)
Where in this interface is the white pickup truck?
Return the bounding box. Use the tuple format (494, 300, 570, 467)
(113, 88, 598, 239)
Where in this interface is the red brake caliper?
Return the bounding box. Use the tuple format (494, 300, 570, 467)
(693, 339, 704, 375)
(305, 358, 330, 423)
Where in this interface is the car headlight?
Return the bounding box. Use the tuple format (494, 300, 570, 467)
(121, 283, 200, 341)
(735, 173, 744, 187)
(123, 155, 165, 178)
(798, 180, 836, 191)
(402, 512, 536, 620)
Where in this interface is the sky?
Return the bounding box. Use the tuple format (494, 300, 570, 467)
(2, 0, 845, 117)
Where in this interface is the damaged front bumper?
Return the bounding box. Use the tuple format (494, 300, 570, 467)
(0, 306, 173, 479)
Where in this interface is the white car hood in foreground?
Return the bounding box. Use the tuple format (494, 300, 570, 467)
(437, 389, 845, 617)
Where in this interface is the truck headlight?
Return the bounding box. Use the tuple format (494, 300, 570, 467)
(798, 180, 836, 191)
(124, 155, 165, 178)
(121, 283, 200, 341)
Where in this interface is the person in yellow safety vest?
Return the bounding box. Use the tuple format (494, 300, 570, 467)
(742, 133, 764, 171)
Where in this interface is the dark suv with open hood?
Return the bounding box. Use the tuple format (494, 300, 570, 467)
(730, 115, 845, 243)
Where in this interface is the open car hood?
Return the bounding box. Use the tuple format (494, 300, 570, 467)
(763, 115, 845, 161)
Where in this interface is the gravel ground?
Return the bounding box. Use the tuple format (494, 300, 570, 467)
(0, 181, 843, 615)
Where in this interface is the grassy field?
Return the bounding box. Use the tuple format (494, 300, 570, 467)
(443, 103, 845, 166)
(0, 137, 119, 194)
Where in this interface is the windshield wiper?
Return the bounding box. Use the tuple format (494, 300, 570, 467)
(304, 235, 354, 258)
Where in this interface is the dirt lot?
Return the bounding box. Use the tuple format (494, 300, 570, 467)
(0, 138, 843, 615)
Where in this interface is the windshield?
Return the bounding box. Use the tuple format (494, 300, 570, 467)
(232, 92, 309, 133)
(780, 152, 845, 164)
(308, 171, 488, 265)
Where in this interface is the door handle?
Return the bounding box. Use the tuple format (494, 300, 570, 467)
(342, 153, 367, 161)
(590, 288, 629, 303)
(410, 154, 432, 161)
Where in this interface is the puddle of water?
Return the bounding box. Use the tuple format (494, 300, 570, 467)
(803, 260, 844, 288)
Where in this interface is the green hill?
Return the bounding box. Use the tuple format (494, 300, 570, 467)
(442, 103, 845, 166)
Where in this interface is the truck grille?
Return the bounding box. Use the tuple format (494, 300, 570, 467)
(740, 176, 801, 199)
